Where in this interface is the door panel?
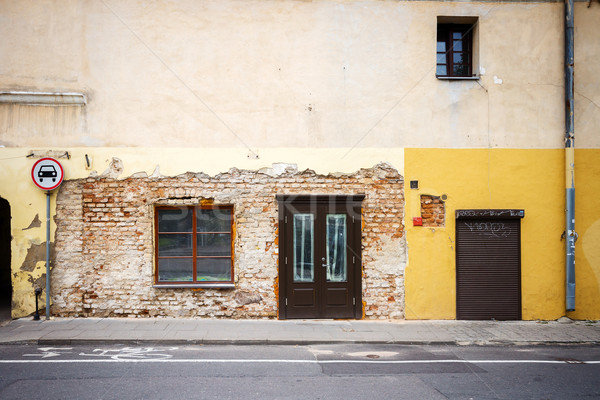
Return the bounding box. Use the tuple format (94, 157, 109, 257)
(287, 208, 318, 318)
(291, 288, 315, 307)
(325, 288, 347, 305)
(278, 195, 363, 319)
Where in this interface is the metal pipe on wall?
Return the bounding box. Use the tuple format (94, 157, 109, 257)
(564, 0, 576, 312)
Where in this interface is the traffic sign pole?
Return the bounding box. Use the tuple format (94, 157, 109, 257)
(46, 191, 51, 320)
(31, 158, 64, 320)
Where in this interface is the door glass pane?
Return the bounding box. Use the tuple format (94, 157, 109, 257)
(293, 214, 314, 282)
(326, 214, 347, 282)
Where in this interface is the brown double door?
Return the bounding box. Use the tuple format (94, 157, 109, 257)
(278, 195, 363, 319)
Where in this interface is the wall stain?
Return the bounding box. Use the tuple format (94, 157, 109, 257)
(20, 242, 54, 272)
(27, 274, 46, 290)
(22, 214, 42, 230)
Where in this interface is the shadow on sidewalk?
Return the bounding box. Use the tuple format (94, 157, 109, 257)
(0, 294, 11, 326)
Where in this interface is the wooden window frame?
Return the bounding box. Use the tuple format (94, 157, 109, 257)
(436, 23, 473, 78)
(154, 205, 234, 288)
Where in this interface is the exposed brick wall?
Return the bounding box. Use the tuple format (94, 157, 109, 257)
(53, 163, 406, 319)
(420, 195, 445, 227)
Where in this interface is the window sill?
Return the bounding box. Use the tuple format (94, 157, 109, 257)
(153, 283, 235, 289)
(436, 76, 480, 81)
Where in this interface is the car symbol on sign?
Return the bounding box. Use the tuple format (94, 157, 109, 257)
(38, 165, 57, 182)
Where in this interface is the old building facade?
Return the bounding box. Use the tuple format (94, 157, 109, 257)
(1, 0, 599, 320)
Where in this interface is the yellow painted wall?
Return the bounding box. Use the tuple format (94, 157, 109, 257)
(404, 148, 574, 320)
(570, 149, 600, 320)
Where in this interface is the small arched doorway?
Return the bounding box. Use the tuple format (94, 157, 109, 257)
(0, 197, 11, 321)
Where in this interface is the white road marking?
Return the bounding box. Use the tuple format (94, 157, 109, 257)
(0, 359, 598, 364)
(78, 347, 177, 360)
(23, 347, 73, 359)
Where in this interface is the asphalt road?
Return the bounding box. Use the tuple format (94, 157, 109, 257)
(0, 343, 599, 399)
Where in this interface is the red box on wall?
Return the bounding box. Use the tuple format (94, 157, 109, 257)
(413, 217, 423, 226)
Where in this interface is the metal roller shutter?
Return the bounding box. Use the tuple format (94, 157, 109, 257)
(456, 215, 522, 320)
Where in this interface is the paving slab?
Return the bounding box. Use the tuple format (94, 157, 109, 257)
(0, 317, 598, 346)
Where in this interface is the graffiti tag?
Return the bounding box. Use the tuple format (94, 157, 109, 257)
(464, 222, 512, 238)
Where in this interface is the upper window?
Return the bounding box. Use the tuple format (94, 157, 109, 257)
(437, 23, 473, 78)
(155, 205, 233, 286)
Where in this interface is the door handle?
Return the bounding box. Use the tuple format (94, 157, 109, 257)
(321, 257, 328, 268)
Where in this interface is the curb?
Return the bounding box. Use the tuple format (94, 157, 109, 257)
(0, 338, 585, 346)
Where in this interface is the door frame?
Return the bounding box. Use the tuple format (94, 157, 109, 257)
(277, 194, 364, 320)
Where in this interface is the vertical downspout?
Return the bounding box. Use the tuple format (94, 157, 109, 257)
(565, 0, 576, 312)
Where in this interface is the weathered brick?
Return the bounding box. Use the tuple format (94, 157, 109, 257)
(420, 194, 445, 228)
(53, 163, 406, 319)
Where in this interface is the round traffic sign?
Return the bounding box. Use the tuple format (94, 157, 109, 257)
(31, 158, 64, 191)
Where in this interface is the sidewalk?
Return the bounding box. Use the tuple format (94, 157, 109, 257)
(1, 317, 599, 346)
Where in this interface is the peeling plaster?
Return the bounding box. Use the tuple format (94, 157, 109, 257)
(101, 157, 124, 178)
(22, 214, 41, 230)
(19, 242, 53, 272)
(367, 234, 407, 275)
(150, 165, 163, 178)
(258, 163, 298, 177)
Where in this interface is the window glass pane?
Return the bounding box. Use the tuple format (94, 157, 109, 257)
(436, 53, 446, 64)
(197, 233, 231, 256)
(452, 40, 463, 51)
(293, 214, 314, 283)
(436, 65, 447, 76)
(453, 53, 467, 64)
(158, 258, 193, 282)
(453, 64, 469, 76)
(197, 208, 231, 232)
(326, 214, 347, 282)
(158, 208, 192, 232)
(196, 258, 231, 281)
(158, 234, 193, 256)
(453, 31, 462, 40)
(436, 41, 446, 52)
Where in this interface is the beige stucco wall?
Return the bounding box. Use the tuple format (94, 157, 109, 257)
(574, 4, 600, 148)
(3, 0, 594, 150)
